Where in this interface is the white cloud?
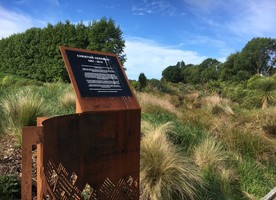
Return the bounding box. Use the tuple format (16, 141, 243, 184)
(227, 0, 276, 37)
(0, 6, 34, 38)
(124, 37, 206, 80)
(132, 0, 176, 16)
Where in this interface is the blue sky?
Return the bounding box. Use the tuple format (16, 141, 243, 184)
(0, 0, 276, 80)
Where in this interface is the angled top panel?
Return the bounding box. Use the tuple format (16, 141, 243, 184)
(60, 46, 140, 112)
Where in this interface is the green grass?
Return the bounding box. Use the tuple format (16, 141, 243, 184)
(238, 158, 276, 199)
(0, 73, 275, 199)
(142, 112, 207, 153)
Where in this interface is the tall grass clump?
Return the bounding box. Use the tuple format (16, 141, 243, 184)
(194, 137, 245, 199)
(262, 106, 276, 137)
(58, 89, 76, 114)
(140, 121, 204, 200)
(222, 128, 276, 161)
(194, 137, 230, 171)
(1, 87, 48, 143)
(203, 95, 234, 116)
(137, 92, 182, 118)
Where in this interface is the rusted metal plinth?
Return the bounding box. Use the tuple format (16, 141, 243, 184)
(22, 47, 141, 199)
(21, 110, 140, 199)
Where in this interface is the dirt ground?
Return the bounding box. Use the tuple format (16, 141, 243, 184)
(0, 135, 37, 199)
(0, 136, 22, 178)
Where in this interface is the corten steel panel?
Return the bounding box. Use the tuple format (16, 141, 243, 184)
(21, 126, 43, 200)
(59, 46, 140, 113)
(40, 110, 140, 199)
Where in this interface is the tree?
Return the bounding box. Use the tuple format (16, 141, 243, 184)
(87, 17, 126, 64)
(182, 64, 200, 84)
(219, 52, 240, 81)
(237, 38, 276, 76)
(219, 38, 276, 82)
(198, 58, 220, 84)
(0, 18, 126, 82)
(162, 64, 182, 83)
(138, 73, 147, 91)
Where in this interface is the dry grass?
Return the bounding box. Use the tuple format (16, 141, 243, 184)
(203, 94, 234, 116)
(194, 137, 229, 171)
(137, 93, 182, 118)
(184, 92, 201, 109)
(59, 90, 76, 109)
(1, 88, 47, 143)
(194, 137, 241, 196)
(140, 121, 204, 200)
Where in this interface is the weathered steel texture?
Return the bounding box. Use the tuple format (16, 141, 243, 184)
(21, 126, 43, 200)
(22, 47, 141, 199)
(40, 110, 140, 199)
(22, 110, 140, 200)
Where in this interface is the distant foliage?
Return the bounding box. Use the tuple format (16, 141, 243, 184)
(0, 18, 125, 82)
(162, 37, 275, 84)
(162, 59, 221, 85)
(138, 73, 147, 91)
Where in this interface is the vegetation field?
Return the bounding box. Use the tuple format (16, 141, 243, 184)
(0, 18, 275, 200)
(0, 73, 275, 200)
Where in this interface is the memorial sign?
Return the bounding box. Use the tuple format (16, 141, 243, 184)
(21, 47, 141, 200)
(59, 46, 139, 112)
(62, 48, 132, 97)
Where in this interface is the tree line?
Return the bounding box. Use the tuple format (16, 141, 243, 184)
(0, 18, 125, 82)
(162, 37, 276, 84)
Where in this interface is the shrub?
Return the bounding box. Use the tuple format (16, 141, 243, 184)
(246, 77, 276, 109)
(241, 90, 262, 109)
(144, 79, 172, 93)
(140, 121, 204, 200)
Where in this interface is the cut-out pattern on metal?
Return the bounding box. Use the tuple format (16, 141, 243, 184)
(43, 159, 138, 200)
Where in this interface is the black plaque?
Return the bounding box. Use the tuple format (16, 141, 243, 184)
(64, 49, 132, 97)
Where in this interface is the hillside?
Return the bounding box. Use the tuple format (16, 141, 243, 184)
(0, 73, 275, 199)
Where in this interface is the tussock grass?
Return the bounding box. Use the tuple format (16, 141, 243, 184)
(140, 121, 204, 200)
(194, 137, 243, 198)
(203, 95, 234, 116)
(0, 87, 48, 143)
(184, 92, 201, 109)
(137, 92, 182, 118)
(194, 137, 229, 171)
(59, 90, 76, 112)
(220, 128, 276, 162)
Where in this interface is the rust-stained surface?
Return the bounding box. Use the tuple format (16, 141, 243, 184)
(21, 47, 141, 199)
(21, 126, 43, 200)
(41, 110, 140, 199)
(22, 110, 140, 199)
